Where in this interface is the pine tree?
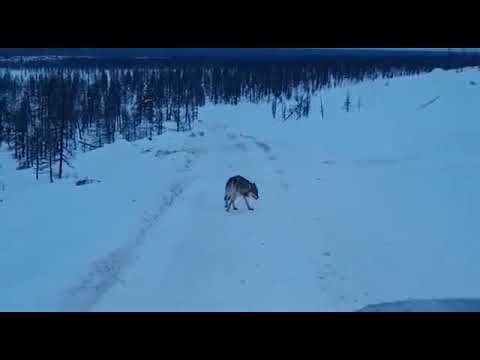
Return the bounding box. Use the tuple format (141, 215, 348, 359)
(343, 91, 351, 113)
(144, 78, 155, 139)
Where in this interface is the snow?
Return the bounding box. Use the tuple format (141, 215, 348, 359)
(2, 67, 480, 311)
(358, 298, 480, 312)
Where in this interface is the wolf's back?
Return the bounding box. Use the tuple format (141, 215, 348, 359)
(225, 175, 250, 197)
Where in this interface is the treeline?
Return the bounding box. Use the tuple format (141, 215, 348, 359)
(0, 69, 203, 182)
(1, 55, 479, 181)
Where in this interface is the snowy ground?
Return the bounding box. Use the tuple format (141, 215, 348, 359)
(1, 67, 480, 311)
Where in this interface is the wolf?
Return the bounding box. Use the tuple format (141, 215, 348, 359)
(224, 175, 259, 212)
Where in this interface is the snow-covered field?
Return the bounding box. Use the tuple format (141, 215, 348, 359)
(1, 67, 480, 311)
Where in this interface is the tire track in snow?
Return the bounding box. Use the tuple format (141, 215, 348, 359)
(225, 133, 290, 192)
(58, 175, 198, 312)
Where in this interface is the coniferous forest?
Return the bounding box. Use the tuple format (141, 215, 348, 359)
(1, 53, 479, 182)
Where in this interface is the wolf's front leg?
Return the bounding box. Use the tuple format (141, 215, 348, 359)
(244, 197, 254, 211)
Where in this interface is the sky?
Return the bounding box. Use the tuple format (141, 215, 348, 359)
(348, 48, 480, 52)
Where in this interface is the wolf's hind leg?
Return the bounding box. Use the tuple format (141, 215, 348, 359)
(226, 195, 237, 212)
(231, 194, 238, 210)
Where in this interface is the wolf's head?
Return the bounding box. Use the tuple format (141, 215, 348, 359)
(249, 182, 259, 200)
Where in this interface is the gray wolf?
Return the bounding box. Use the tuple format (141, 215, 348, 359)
(224, 175, 259, 212)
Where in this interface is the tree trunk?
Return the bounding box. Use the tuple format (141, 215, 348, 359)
(49, 148, 54, 183)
